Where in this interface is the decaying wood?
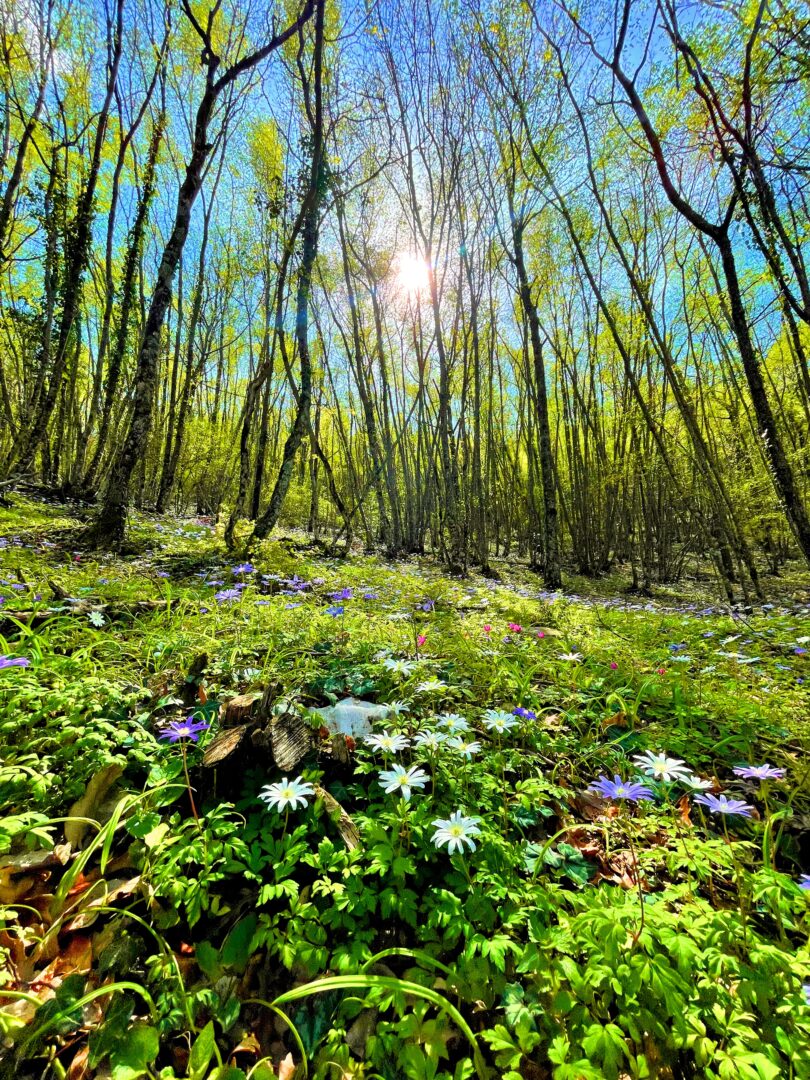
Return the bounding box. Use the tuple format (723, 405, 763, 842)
(315, 784, 360, 850)
(220, 692, 263, 729)
(271, 711, 313, 772)
(202, 723, 250, 766)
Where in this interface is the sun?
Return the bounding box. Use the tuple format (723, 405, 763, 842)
(395, 252, 430, 296)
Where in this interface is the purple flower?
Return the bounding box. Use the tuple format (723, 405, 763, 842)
(233, 562, 254, 575)
(215, 588, 241, 603)
(513, 706, 536, 720)
(694, 793, 754, 818)
(363, 591, 379, 600)
(156, 571, 170, 579)
(418, 600, 435, 612)
(732, 764, 785, 781)
(326, 604, 344, 617)
(798, 875, 810, 890)
(587, 774, 655, 803)
(0, 655, 30, 669)
(159, 717, 210, 743)
(330, 587, 353, 601)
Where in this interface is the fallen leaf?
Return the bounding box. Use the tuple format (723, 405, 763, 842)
(31, 933, 93, 990)
(278, 1052, 296, 1080)
(66, 1043, 90, 1080)
(65, 763, 124, 849)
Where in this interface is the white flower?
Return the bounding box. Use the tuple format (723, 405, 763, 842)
(558, 652, 583, 663)
(446, 736, 481, 759)
(414, 730, 447, 752)
(259, 775, 314, 812)
(632, 751, 691, 783)
(482, 709, 518, 734)
(681, 773, 714, 791)
(378, 764, 429, 801)
(431, 810, 482, 854)
(436, 713, 470, 734)
(386, 700, 410, 716)
(416, 679, 447, 695)
(382, 658, 417, 676)
(88, 610, 106, 628)
(364, 731, 410, 753)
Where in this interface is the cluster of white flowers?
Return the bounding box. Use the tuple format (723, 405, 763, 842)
(632, 750, 712, 790)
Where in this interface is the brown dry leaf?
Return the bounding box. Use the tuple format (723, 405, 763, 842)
(677, 795, 692, 826)
(197, 683, 208, 705)
(66, 1043, 90, 1080)
(278, 1052, 296, 1080)
(65, 763, 124, 849)
(231, 1032, 261, 1057)
(64, 876, 142, 932)
(603, 712, 628, 729)
(0, 869, 37, 904)
(31, 933, 93, 990)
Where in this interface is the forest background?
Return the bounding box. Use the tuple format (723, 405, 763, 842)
(2, 0, 810, 596)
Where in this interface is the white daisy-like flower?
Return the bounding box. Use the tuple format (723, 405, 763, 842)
(558, 652, 583, 663)
(88, 610, 106, 628)
(681, 773, 714, 791)
(416, 679, 447, 695)
(378, 764, 429, 801)
(482, 709, 518, 734)
(414, 730, 447, 752)
(446, 736, 481, 760)
(436, 713, 470, 734)
(364, 731, 410, 753)
(382, 658, 417, 676)
(632, 751, 691, 783)
(431, 810, 482, 854)
(259, 775, 314, 812)
(386, 700, 410, 716)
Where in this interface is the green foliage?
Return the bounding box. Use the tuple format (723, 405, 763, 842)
(0, 503, 808, 1078)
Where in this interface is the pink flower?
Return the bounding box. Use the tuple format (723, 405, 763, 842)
(656, 667, 666, 675)
(610, 662, 618, 670)
(536, 630, 545, 639)
(508, 622, 522, 633)
(417, 634, 426, 647)
(483, 624, 492, 634)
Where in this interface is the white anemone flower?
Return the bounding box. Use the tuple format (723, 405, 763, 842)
(431, 810, 482, 854)
(482, 709, 518, 734)
(436, 713, 470, 734)
(382, 658, 417, 676)
(632, 751, 692, 783)
(681, 773, 714, 791)
(416, 679, 447, 695)
(259, 775, 315, 812)
(414, 730, 447, 752)
(446, 736, 481, 759)
(364, 731, 410, 753)
(378, 764, 429, 801)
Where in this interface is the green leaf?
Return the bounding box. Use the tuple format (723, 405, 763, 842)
(221, 914, 258, 972)
(195, 940, 221, 980)
(189, 1021, 216, 1079)
(110, 1023, 160, 1080)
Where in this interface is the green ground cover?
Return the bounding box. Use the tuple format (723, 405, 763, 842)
(0, 497, 809, 1079)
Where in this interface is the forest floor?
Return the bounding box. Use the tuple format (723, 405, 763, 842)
(1, 495, 809, 1080)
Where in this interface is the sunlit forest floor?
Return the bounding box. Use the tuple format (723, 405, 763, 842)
(1, 496, 810, 1079)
